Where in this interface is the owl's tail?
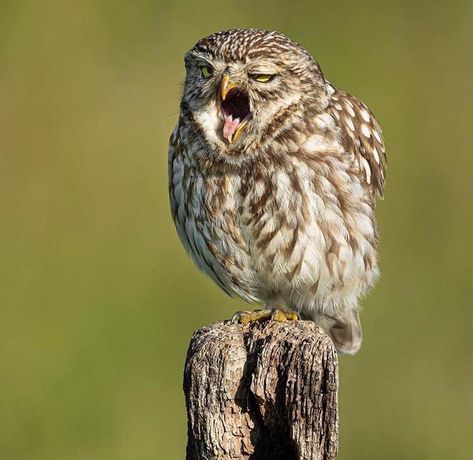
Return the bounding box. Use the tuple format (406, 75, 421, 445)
(316, 307, 363, 355)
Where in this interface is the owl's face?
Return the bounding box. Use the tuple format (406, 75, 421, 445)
(181, 29, 326, 161)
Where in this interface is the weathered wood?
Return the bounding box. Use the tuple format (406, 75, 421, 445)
(184, 320, 339, 460)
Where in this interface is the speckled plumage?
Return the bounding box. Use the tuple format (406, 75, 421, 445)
(169, 29, 387, 354)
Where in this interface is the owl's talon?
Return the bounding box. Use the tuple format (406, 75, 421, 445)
(231, 309, 299, 325)
(230, 311, 246, 324)
(271, 309, 300, 322)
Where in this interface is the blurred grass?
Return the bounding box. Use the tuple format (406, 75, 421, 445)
(1, 0, 472, 458)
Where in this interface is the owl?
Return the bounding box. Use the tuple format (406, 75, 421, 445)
(169, 29, 387, 354)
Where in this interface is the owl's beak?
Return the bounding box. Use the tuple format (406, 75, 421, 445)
(219, 74, 250, 143)
(220, 74, 237, 101)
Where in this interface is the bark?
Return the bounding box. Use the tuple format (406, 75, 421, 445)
(184, 320, 339, 460)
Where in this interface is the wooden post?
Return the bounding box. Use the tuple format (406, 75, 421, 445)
(184, 320, 339, 460)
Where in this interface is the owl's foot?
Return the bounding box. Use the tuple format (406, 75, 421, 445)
(231, 309, 299, 325)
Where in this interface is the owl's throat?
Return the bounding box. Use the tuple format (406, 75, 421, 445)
(220, 88, 250, 143)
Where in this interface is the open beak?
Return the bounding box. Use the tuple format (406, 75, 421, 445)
(219, 74, 250, 144)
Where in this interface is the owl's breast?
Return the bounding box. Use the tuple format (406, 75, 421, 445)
(238, 155, 379, 311)
(169, 143, 260, 302)
(170, 129, 379, 310)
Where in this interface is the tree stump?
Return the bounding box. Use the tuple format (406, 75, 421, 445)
(184, 320, 339, 460)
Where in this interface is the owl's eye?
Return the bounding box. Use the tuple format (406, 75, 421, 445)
(201, 65, 213, 78)
(250, 73, 275, 83)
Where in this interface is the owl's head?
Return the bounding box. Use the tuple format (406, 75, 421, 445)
(181, 29, 326, 161)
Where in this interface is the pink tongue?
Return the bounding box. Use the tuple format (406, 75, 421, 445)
(223, 114, 240, 141)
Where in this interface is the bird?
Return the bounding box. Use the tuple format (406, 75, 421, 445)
(168, 29, 387, 354)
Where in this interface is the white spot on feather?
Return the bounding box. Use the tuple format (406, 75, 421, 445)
(345, 102, 355, 117)
(315, 113, 334, 130)
(326, 83, 335, 95)
(303, 134, 326, 152)
(373, 129, 382, 143)
(260, 217, 276, 236)
(372, 147, 380, 164)
(361, 157, 371, 184)
(360, 108, 371, 123)
(345, 116, 355, 132)
(361, 124, 371, 138)
(254, 181, 265, 198)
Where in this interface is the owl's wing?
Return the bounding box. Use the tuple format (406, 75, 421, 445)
(326, 83, 387, 198)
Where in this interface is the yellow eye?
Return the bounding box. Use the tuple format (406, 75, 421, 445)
(201, 66, 212, 78)
(251, 74, 274, 83)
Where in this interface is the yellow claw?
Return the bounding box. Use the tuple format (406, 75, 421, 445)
(231, 309, 300, 325)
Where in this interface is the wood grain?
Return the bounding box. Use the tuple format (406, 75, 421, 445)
(184, 320, 339, 459)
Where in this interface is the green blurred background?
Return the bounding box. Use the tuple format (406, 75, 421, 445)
(1, 0, 472, 458)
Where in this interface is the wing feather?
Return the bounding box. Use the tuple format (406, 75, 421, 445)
(326, 83, 387, 197)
